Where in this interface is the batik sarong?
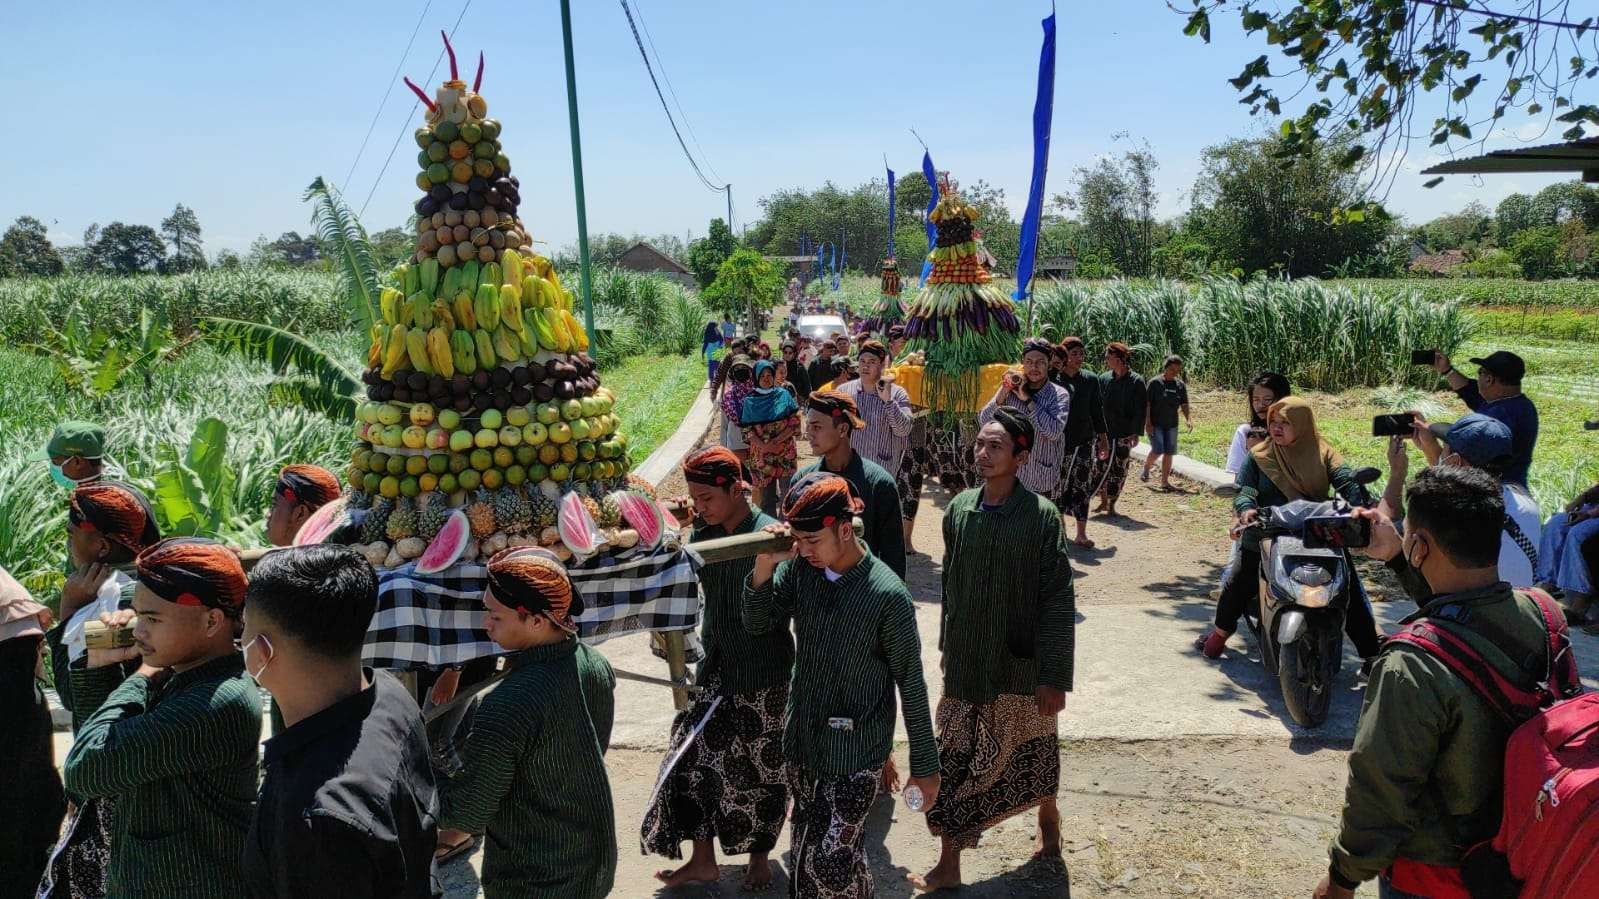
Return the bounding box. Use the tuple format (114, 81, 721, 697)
(926, 693, 1060, 850)
(787, 763, 883, 899)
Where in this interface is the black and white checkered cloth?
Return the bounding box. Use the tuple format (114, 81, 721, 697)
(363, 543, 703, 670)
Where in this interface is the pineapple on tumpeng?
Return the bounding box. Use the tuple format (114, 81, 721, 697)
(386, 497, 418, 542)
(363, 496, 396, 544)
(467, 489, 497, 538)
(493, 486, 532, 534)
(528, 492, 558, 531)
(598, 492, 622, 529)
(416, 493, 449, 542)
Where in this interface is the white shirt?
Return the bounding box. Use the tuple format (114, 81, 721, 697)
(62, 569, 134, 662)
(1226, 423, 1254, 474)
(1500, 483, 1542, 589)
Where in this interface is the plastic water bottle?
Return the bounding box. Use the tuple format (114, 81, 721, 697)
(903, 784, 924, 812)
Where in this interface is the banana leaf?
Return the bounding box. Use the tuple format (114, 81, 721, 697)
(152, 417, 234, 538)
(201, 317, 360, 422)
(304, 176, 380, 332)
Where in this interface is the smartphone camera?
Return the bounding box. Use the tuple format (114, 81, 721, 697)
(1411, 350, 1438, 366)
(1304, 515, 1372, 550)
(1373, 412, 1416, 437)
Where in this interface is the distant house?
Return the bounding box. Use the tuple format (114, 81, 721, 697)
(1408, 249, 1467, 277)
(1035, 253, 1079, 281)
(616, 241, 695, 287)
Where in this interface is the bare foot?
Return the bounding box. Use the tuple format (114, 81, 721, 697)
(1032, 806, 1063, 859)
(656, 859, 720, 887)
(741, 856, 773, 892)
(908, 860, 962, 893)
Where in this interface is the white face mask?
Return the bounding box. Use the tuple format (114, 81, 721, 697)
(242, 633, 273, 684)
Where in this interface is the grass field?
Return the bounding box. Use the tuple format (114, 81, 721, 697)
(0, 335, 705, 597)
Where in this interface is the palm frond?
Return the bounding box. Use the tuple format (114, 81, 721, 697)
(267, 378, 359, 420)
(200, 317, 360, 420)
(304, 176, 380, 332)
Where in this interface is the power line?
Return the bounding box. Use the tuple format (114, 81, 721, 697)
(360, 0, 474, 220)
(618, 0, 728, 195)
(342, 0, 435, 195)
(629, 0, 724, 185)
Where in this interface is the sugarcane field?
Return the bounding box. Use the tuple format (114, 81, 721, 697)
(7, 3, 1599, 898)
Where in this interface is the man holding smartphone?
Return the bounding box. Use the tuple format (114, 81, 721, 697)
(1429, 350, 1538, 487)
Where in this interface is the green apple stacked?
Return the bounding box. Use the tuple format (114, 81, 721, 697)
(338, 66, 652, 568)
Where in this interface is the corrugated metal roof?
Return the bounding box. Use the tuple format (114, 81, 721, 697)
(1422, 137, 1599, 176)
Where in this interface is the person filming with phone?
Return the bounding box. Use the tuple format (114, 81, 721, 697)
(1428, 349, 1538, 488)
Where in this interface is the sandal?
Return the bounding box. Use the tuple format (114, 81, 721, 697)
(434, 833, 480, 865)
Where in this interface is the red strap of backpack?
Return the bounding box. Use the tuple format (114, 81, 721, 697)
(1386, 625, 1537, 725)
(1385, 588, 1582, 725)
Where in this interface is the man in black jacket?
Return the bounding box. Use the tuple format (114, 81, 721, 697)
(1053, 338, 1109, 547)
(1095, 342, 1147, 517)
(242, 545, 441, 898)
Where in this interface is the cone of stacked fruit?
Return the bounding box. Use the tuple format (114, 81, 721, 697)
(862, 257, 904, 333)
(331, 35, 666, 572)
(901, 175, 1020, 368)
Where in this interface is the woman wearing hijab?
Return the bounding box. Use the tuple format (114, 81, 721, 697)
(1196, 397, 1383, 663)
(740, 360, 802, 514)
(718, 354, 755, 462)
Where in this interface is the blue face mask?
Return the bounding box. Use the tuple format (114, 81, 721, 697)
(50, 463, 80, 490)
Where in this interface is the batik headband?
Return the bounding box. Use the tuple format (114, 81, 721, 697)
(135, 537, 248, 616)
(69, 482, 160, 554)
(683, 446, 745, 488)
(781, 471, 862, 532)
(485, 552, 582, 633)
(275, 464, 342, 508)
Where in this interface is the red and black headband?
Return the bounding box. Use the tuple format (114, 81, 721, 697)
(70, 482, 160, 554)
(781, 472, 862, 532)
(276, 464, 342, 509)
(135, 537, 248, 617)
(485, 553, 582, 632)
(991, 407, 1035, 453)
(683, 446, 745, 488)
(807, 389, 865, 429)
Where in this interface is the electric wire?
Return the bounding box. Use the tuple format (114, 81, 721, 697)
(630, 0, 724, 185)
(618, 0, 728, 195)
(342, 0, 435, 195)
(360, 0, 474, 219)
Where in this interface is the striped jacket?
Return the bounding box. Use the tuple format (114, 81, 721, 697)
(979, 382, 1070, 494)
(743, 550, 938, 778)
(837, 378, 915, 477)
(64, 654, 263, 899)
(440, 638, 616, 899)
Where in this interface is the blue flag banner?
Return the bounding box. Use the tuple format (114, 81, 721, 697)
(816, 242, 825, 284)
(1013, 9, 1057, 303)
(919, 150, 939, 285)
(887, 165, 897, 259)
(830, 243, 839, 290)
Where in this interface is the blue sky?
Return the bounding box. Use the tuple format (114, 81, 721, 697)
(4, 1, 1576, 255)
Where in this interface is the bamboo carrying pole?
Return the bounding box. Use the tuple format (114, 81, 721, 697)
(86, 517, 862, 715)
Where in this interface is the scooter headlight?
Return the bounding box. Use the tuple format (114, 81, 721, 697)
(1297, 585, 1330, 608)
(1290, 563, 1332, 587)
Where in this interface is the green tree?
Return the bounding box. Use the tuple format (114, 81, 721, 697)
(746, 181, 892, 273)
(214, 249, 243, 269)
(1510, 226, 1563, 280)
(1065, 142, 1159, 276)
(896, 171, 933, 223)
(687, 217, 738, 288)
(1182, 1, 1599, 176)
(701, 248, 783, 334)
(1496, 193, 1539, 245)
(0, 215, 66, 277)
(258, 231, 321, 268)
(159, 203, 206, 273)
(87, 223, 167, 274)
(367, 226, 415, 270)
(1187, 134, 1394, 277)
(1415, 202, 1495, 252)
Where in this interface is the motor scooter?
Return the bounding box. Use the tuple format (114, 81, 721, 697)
(1243, 467, 1380, 727)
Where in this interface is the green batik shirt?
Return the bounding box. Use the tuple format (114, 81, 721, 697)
(64, 653, 263, 899)
(939, 484, 1076, 703)
(743, 550, 938, 778)
(693, 505, 795, 695)
(440, 638, 616, 899)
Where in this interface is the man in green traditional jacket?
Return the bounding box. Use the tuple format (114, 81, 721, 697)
(745, 472, 940, 899)
(63, 537, 263, 899)
(438, 551, 615, 899)
(912, 409, 1077, 893)
(644, 446, 794, 892)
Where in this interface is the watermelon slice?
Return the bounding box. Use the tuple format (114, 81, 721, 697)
(293, 494, 351, 546)
(616, 492, 667, 551)
(558, 492, 603, 558)
(415, 509, 471, 574)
